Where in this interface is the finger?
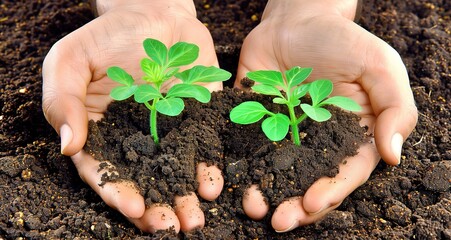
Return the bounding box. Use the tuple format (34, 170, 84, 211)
(361, 39, 418, 165)
(242, 184, 269, 220)
(174, 192, 205, 232)
(179, 19, 224, 92)
(196, 162, 224, 201)
(302, 142, 379, 215)
(235, 37, 255, 89)
(131, 204, 181, 234)
(271, 142, 379, 232)
(235, 23, 280, 89)
(42, 36, 93, 156)
(271, 196, 336, 233)
(71, 151, 145, 219)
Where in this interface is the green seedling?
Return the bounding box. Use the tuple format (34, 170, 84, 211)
(107, 38, 231, 145)
(230, 66, 361, 146)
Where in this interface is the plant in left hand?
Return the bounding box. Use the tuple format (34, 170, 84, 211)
(106, 38, 231, 145)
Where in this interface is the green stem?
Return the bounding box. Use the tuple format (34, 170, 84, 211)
(290, 113, 309, 146)
(150, 108, 159, 145)
(145, 100, 159, 145)
(291, 123, 300, 146)
(295, 113, 308, 125)
(287, 104, 300, 146)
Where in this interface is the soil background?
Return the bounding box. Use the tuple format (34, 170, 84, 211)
(1, 0, 450, 239)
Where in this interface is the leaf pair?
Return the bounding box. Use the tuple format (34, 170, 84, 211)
(229, 101, 290, 141)
(300, 80, 361, 122)
(143, 38, 199, 69)
(248, 67, 311, 93)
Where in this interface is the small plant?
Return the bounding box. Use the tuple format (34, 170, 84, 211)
(107, 38, 231, 145)
(229, 66, 361, 146)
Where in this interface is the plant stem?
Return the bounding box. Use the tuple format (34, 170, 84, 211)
(291, 113, 309, 146)
(291, 123, 300, 146)
(287, 104, 301, 146)
(145, 101, 159, 145)
(295, 113, 308, 125)
(150, 108, 159, 145)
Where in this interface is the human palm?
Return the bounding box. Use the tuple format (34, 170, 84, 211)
(42, 4, 223, 233)
(237, 13, 417, 232)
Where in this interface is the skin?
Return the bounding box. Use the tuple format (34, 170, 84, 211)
(237, 0, 418, 232)
(42, 0, 224, 233)
(42, 0, 418, 234)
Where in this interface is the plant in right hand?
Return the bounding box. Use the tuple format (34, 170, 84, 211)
(230, 66, 361, 146)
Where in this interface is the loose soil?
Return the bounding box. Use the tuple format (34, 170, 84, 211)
(84, 87, 366, 239)
(0, 0, 450, 239)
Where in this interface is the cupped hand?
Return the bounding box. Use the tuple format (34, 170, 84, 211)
(236, 0, 418, 232)
(42, 0, 223, 233)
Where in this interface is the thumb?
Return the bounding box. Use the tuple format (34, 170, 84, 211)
(234, 24, 278, 89)
(362, 40, 418, 165)
(42, 38, 92, 156)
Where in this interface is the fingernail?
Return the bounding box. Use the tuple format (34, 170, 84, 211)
(275, 220, 298, 233)
(60, 124, 73, 155)
(391, 132, 403, 165)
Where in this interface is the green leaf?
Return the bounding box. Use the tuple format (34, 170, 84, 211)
(230, 101, 271, 124)
(140, 58, 162, 82)
(166, 84, 211, 103)
(247, 70, 285, 87)
(300, 104, 332, 122)
(309, 79, 333, 106)
(320, 96, 362, 112)
(261, 113, 290, 141)
(143, 38, 168, 66)
(289, 99, 301, 106)
(134, 84, 162, 103)
(251, 84, 283, 97)
(273, 97, 288, 105)
(163, 67, 180, 81)
(110, 85, 138, 101)
(176, 65, 231, 84)
(167, 42, 199, 68)
(156, 97, 185, 116)
(107, 67, 134, 86)
(291, 84, 310, 100)
(285, 67, 312, 88)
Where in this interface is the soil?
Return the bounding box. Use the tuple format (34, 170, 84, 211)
(84, 87, 366, 239)
(0, 0, 450, 239)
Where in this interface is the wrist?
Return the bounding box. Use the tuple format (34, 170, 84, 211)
(91, 0, 196, 17)
(262, 0, 361, 22)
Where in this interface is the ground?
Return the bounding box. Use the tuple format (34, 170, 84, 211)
(0, 0, 450, 239)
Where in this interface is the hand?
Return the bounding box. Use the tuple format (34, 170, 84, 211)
(42, 0, 223, 233)
(236, 0, 418, 232)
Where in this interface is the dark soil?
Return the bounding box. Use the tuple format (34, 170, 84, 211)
(84, 87, 366, 239)
(0, 0, 450, 239)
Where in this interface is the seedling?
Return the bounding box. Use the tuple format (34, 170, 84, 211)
(230, 66, 361, 146)
(107, 38, 231, 145)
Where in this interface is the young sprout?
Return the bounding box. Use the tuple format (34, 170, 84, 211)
(230, 66, 361, 146)
(107, 38, 231, 145)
